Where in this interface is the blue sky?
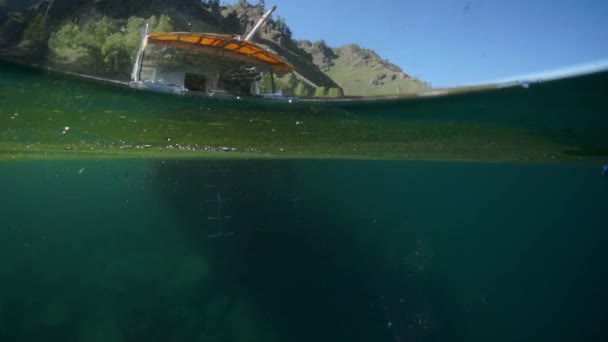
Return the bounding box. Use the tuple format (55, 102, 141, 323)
(225, 0, 608, 87)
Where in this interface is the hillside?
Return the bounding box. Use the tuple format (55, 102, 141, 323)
(0, 0, 429, 97)
(330, 44, 428, 96)
(298, 40, 428, 96)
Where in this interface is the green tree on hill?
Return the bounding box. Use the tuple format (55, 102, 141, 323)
(19, 13, 46, 52)
(49, 18, 111, 72)
(278, 73, 297, 94)
(201, 0, 220, 10)
(274, 16, 291, 38)
(314, 86, 326, 97)
(327, 87, 343, 97)
(47, 24, 90, 64)
(49, 15, 173, 76)
(294, 82, 310, 97)
(154, 15, 174, 32)
(102, 31, 131, 72)
(258, 72, 278, 93)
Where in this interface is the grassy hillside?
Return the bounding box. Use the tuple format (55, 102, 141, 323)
(298, 41, 428, 96)
(326, 45, 429, 96)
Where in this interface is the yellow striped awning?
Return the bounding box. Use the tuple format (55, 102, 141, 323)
(146, 32, 294, 73)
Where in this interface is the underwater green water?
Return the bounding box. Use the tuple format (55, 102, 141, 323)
(1, 160, 607, 342)
(1, 62, 608, 341)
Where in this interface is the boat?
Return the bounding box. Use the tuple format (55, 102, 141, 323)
(129, 5, 295, 99)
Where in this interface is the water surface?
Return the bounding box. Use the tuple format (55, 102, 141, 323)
(1, 62, 607, 161)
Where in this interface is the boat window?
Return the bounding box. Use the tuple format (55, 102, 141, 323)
(184, 73, 207, 92)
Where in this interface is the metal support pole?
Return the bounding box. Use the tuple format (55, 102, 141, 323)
(270, 71, 276, 94)
(244, 5, 277, 42)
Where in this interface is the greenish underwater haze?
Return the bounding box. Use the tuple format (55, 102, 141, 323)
(1, 61, 607, 162)
(1, 61, 608, 342)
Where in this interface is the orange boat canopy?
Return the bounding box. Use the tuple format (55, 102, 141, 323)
(146, 32, 294, 73)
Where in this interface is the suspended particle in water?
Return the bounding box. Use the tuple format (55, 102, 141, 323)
(403, 240, 434, 272)
(62, 126, 70, 134)
(78, 168, 85, 175)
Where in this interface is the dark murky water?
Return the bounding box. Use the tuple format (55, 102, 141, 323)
(1, 159, 607, 342)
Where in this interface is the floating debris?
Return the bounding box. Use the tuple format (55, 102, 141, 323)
(403, 240, 434, 272)
(78, 168, 85, 174)
(62, 126, 70, 134)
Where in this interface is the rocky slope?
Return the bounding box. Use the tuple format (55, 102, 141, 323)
(299, 41, 429, 96)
